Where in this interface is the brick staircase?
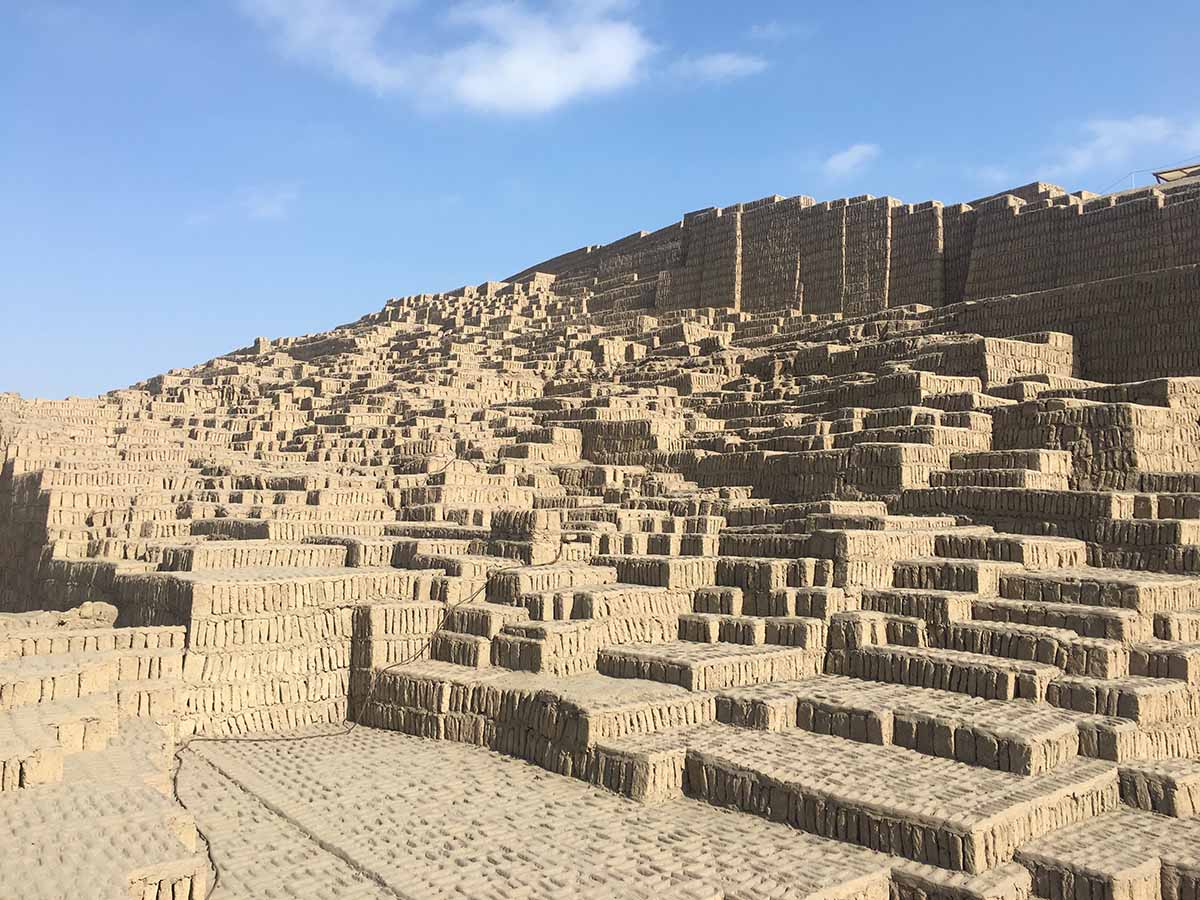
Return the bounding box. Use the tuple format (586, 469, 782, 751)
(4, 174, 1200, 896)
(0, 609, 208, 899)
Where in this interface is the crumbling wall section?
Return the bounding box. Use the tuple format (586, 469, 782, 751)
(797, 201, 848, 316)
(888, 201, 945, 309)
(935, 264, 1200, 384)
(842, 196, 897, 317)
(738, 195, 815, 313)
(508, 179, 1199, 320)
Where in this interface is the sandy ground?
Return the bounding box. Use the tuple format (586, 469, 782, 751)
(175, 727, 893, 900)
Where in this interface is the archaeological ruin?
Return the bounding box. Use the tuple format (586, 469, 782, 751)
(4, 173, 1200, 898)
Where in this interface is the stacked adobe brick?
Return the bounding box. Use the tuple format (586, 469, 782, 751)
(2, 174, 1200, 898)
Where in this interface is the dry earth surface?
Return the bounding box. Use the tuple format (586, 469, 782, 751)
(176, 727, 894, 900)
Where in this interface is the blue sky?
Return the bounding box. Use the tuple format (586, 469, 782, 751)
(3, 1, 1198, 398)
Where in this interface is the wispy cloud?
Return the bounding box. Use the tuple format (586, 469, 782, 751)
(183, 184, 300, 227)
(241, 185, 299, 221)
(183, 210, 216, 228)
(823, 143, 880, 178)
(23, 2, 89, 29)
(966, 164, 1015, 187)
(671, 52, 767, 83)
(1044, 114, 1200, 181)
(747, 20, 813, 41)
(240, 0, 656, 115)
(240, 0, 411, 94)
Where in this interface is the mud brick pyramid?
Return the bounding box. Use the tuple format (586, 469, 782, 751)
(4, 174, 1200, 899)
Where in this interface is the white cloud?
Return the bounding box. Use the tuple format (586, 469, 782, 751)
(241, 185, 299, 221)
(441, 2, 655, 113)
(240, 0, 655, 114)
(822, 143, 880, 178)
(1045, 114, 1200, 180)
(747, 20, 813, 41)
(671, 52, 767, 83)
(239, 0, 410, 93)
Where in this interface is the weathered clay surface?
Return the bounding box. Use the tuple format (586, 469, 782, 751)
(3, 175, 1200, 897)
